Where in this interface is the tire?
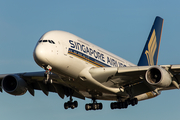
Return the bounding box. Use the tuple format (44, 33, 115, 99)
(64, 102, 68, 109)
(99, 103, 103, 110)
(74, 101, 78, 107)
(92, 103, 98, 110)
(111, 103, 116, 109)
(134, 98, 138, 105)
(85, 104, 91, 111)
(71, 104, 75, 109)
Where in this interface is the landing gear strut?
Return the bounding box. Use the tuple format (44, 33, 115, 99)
(85, 98, 103, 111)
(110, 98, 138, 109)
(43, 65, 53, 84)
(64, 96, 78, 109)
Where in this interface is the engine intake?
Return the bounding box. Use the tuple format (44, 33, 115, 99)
(145, 66, 172, 87)
(2, 75, 27, 95)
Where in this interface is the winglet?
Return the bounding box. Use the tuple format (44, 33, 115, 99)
(138, 16, 164, 66)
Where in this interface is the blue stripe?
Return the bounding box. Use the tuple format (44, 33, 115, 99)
(68, 48, 111, 67)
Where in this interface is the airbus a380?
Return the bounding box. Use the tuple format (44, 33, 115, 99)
(1, 16, 180, 111)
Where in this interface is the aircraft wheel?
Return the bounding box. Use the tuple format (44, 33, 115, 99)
(121, 102, 128, 108)
(64, 102, 69, 109)
(71, 104, 75, 109)
(92, 103, 98, 110)
(99, 103, 103, 110)
(111, 102, 115, 109)
(85, 104, 91, 111)
(64, 101, 78, 109)
(131, 98, 138, 106)
(134, 98, 138, 105)
(74, 101, 78, 108)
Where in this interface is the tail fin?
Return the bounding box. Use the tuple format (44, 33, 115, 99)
(138, 16, 164, 66)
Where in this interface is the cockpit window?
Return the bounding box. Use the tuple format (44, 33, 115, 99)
(39, 40, 55, 44)
(43, 40, 47, 42)
(51, 40, 55, 44)
(48, 40, 52, 43)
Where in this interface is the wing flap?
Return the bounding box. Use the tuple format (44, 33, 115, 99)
(125, 82, 152, 97)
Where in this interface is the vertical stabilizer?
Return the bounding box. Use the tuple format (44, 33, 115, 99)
(138, 16, 164, 66)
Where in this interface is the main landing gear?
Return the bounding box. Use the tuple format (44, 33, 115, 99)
(63, 98, 138, 110)
(85, 98, 103, 111)
(110, 98, 138, 109)
(64, 96, 78, 109)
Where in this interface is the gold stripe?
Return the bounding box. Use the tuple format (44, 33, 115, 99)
(68, 51, 104, 67)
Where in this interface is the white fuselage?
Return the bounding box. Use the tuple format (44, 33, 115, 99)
(33, 30, 136, 100)
(34, 30, 135, 77)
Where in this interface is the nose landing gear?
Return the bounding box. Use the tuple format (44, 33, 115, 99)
(43, 65, 53, 84)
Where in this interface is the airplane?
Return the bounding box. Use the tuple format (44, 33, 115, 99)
(1, 16, 180, 111)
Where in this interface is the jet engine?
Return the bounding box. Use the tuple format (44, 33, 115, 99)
(1, 75, 27, 95)
(145, 66, 172, 87)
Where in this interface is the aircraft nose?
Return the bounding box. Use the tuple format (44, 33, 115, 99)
(33, 44, 48, 66)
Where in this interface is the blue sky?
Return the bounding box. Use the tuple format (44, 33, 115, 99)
(0, 0, 180, 120)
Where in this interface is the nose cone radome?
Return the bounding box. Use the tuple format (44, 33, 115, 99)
(33, 44, 48, 66)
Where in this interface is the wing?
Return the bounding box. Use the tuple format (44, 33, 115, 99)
(0, 71, 85, 100)
(1, 65, 180, 102)
(88, 65, 180, 100)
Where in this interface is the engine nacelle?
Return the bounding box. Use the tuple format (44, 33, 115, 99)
(2, 74, 27, 95)
(145, 66, 172, 87)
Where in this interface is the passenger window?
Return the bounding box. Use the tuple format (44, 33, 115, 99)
(43, 40, 47, 42)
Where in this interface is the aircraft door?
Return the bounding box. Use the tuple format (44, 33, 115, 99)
(62, 41, 68, 56)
